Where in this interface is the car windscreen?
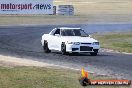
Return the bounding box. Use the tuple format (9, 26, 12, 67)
(61, 29, 88, 36)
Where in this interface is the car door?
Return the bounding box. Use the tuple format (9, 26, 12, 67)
(49, 29, 61, 50)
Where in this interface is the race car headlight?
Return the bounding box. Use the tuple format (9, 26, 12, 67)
(68, 42, 80, 45)
(92, 42, 99, 45)
(74, 42, 80, 45)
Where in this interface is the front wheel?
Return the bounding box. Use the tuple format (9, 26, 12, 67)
(61, 43, 68, 55)
(90, 49, 98, 56)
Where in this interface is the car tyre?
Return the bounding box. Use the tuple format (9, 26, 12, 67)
(43, 40, 51, 53)
(61, 43, 68, 55)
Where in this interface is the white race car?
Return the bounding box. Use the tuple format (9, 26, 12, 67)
(41, 27, 100, 56)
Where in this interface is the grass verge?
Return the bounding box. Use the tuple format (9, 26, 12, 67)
(0, 66, 131, 88)
(93, 31, 132, 53)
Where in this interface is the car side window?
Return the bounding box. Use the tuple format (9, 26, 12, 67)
(73, 30, 81, 36)
(54, 29, 60, 35)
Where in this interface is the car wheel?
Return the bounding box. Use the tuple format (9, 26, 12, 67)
(43, 40, 51, 53)
(90, 52, 97, 56)
(61, 43, 68, 55)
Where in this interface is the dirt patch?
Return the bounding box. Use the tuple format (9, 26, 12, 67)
(0, 55, 54, 67)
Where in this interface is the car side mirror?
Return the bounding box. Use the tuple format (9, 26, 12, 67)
(55, 34, 60, 36)
(89, 35, 92, 37)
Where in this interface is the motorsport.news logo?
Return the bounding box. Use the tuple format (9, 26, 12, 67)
(0, 3, 52, 11)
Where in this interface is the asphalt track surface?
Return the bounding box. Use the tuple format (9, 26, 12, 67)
(0, 25, 132, 80)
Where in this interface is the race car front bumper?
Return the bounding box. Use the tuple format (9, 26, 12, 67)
(66, 43, 100, 53)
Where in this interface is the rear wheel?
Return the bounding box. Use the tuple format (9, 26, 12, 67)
(61, 43, 68, 55)
(43, 40, 51, 53)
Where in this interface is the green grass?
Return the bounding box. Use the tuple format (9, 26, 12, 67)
(54, 0, 132, 15)
(0, 66, 81, 88)
(93, 32, 132, 53)
(0, 15, 90, 25)
(0, 66, 130, 88)
(1, 14, 132, 25)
